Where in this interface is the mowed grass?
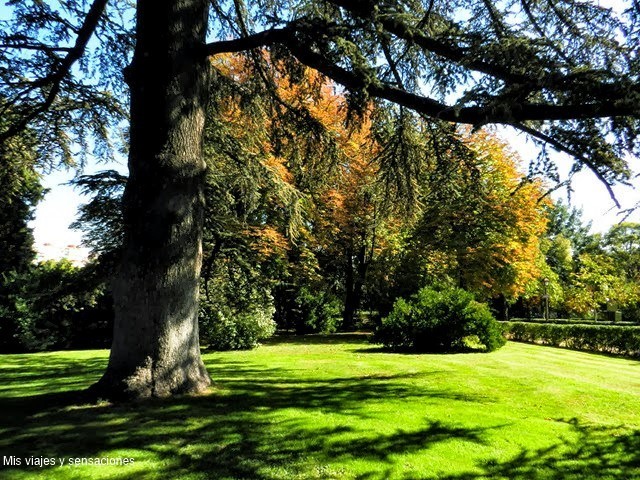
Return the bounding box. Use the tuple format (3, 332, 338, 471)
(0, 335, 639, 480)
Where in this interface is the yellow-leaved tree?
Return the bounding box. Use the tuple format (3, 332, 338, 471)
(397, 130, 550, 312)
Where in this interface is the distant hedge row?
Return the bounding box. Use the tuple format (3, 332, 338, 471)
(508, 318, 638, 326)
(502, 322, 640, 358)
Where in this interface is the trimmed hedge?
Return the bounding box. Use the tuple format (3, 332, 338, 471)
(503, 321, 640, 357)
(509, 317, 638, 326)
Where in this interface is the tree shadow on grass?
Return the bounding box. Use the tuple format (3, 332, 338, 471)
(0, 355, 488, 479)
(0, 354, 638, 480)
(440, 418, 640, 480)
(0, 359, 107, 395)
(263, 333, 373, 346)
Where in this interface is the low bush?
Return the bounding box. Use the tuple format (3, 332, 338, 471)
(503, 321, 640, 357)
(200, 298, 276, 351)
(373, 286, 506, 353)
(274, 285, 342, 334)
(291, 287, 342, 334)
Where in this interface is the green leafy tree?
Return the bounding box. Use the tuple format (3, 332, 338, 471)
(538, 209, 640, 319)
(70, 170, 127, 270)
(0, 117, 44, 275)
(0, 260, 112, 353)
(545, 201, 595, 256)
(603, 223, 640, 280)
(544, 234, 574, 281)
(527, 200, 595, 318)
(397, 131, 550, 304)
(565, 253, 631, 318)
(0, 114, 46, 351)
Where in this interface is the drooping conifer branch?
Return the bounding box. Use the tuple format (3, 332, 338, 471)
(0, 0, 109, 144)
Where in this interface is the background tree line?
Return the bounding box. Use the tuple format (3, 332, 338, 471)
(3, 56, 639, 353)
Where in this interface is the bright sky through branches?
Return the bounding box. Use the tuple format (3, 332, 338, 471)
(498, 126, 640, 230)
(17, 0, 640, 259)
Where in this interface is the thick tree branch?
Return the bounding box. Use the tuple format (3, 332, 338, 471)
(203, 25, 294, 56)
(286, 41, 638, 124)
(203, 20, 638, 125)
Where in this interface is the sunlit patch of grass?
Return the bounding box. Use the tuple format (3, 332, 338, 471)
(0, 336, 638, 479)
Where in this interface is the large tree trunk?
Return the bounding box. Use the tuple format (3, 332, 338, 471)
(89, 0, 212, 401)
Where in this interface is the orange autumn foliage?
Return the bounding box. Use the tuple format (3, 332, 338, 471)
(211, 52, 394, 262)
(458, 130, 551, 298)
(210, 53, 549, 302)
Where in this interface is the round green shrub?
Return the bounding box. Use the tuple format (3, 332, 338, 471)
(199, 299, 276, 351)
(373, 286, 506, 353)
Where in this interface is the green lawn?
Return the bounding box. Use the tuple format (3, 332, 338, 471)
(0, 335, 638, 479)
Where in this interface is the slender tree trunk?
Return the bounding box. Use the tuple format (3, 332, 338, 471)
(496, 294, 509, 321)
(343, 247, 356, 330)
(89, 0, 211, 400)
(342, 244, 369, 331)
(343, 293, 357, 331)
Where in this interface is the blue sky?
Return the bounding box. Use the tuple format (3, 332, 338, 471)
(30, 158, 127, 254)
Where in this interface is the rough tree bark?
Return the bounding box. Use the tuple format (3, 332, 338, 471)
(89, 0, 212, 400)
